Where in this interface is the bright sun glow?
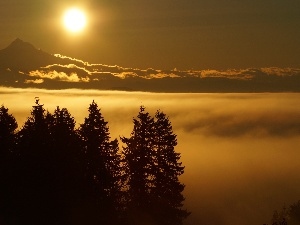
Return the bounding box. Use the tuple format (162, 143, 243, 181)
(63, 8, 87, 33)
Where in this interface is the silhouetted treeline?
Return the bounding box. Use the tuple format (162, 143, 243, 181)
(263, 200, 300, 225)
(0, 100, 189, 225)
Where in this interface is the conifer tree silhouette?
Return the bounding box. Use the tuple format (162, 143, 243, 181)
(289, 200, 300, 225)
(271, 207, 289, 225)
(15, 100, 107, 225)
(268, 201, 300, 225)
(15, 99, 55, 225)
(121, 106, 155, 219)
(18, 98, 49, 157)
(121, 107, 189, 225)
(78, 100, 124, 223)
(152, 110, 190, 225)
(47, 106, 79, 165)
(45, 105, 105, 225)
(0, 105, 18, 223)
(0, 101, 189, 225)
(46, 106, 84, 204)
(0, 105, 17, 158)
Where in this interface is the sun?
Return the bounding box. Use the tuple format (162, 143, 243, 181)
(63, 8, 87, 33)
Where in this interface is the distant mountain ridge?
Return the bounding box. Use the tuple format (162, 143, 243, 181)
(0, 38, 55, 71)
(0, 38, 84, 71)
(0, 39, 300, 92)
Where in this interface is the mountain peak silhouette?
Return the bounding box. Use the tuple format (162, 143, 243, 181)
(6, 38, 37, 52)
(0, 39, 60, 71)
(0, 39, 88, 71)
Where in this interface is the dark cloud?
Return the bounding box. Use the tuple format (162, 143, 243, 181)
(1, 40, 300, 92)
(5, 63, 300, 92)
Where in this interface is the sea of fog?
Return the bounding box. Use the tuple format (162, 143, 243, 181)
(1, 87, 300, 225)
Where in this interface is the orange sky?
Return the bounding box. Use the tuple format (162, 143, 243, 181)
(0, 0, 299, 70)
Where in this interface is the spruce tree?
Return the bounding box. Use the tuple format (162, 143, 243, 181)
(0, 105, 18, 222)
(289, 201, 300, 225)
(17, 98, 50, 160)
(121, 106, 156, 224)
(15, 99, 57, 225)
(153, 110, 189, 225)
(46, 106, 95, 225)
(47, 106, 79, 161)
(78, 100, 124, 221)
(121, 107, 189, 225)
(0, 105, 18, 157)
(46, 106, 82, 182)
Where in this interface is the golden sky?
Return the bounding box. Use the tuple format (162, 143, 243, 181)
(0, 0, 299, 70)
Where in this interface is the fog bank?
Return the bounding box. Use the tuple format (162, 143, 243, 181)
(1, 87, 300, 225)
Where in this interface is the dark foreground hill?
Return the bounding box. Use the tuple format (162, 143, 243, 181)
(0, 38, 300, 92)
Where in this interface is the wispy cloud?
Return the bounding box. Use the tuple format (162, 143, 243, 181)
(114, 72, 139, 79)
(29, 65, 300, 83)
(54, 54, 91, 66)
(3, 48, 300, 92)
(200, 68, 256, 80)
(24, 79, 44, 84)
(42, 64, 93, 75)
(47, 54, 300, 82)
(29, 70, 90, 82)
(261, 67, 300, 76)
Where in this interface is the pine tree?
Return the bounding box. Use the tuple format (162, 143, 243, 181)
(121, 107, 189, 225)
(269, 201, 300, 225)
(271, 207, 289, 225)
(0, 105, 18, 222)
(17, 98, 50, 159)
(15, 99, 58, 225)
(78, 100, 124, 220)
(0, 105, 18, 157)
(121, 106, 156, 224)
(153, 110, 189, 225)
(45, 106, 97, 225)
(47, 106, 79, 160)
(289, 200, 300, 225)
(46, 106, 83, 182)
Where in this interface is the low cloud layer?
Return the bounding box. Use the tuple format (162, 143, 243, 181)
(179, 106, 300, 137)
(1, 88, 300, 225)
(2, 88, 300, 138)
